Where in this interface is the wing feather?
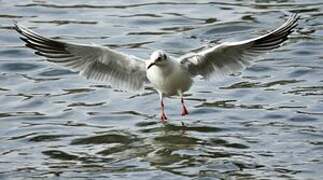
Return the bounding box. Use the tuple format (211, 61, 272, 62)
(180, 14, 299, 78)
(15, 24, 147, 91)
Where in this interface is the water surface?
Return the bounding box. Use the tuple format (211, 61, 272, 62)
(1, 0, 323, 179)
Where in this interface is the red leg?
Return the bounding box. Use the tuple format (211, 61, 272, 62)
(181, 97, 189, 116)
(160, 99, 168, 123)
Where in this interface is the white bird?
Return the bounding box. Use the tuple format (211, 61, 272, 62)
(15, 14, 299, 122)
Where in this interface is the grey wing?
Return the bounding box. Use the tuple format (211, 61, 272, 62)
(180, 14, 299, 78)
(15, 24, 147, 91)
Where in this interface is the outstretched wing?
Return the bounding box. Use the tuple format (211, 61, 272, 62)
(15, 24, 147, 91)
(180, 14, 299, 78)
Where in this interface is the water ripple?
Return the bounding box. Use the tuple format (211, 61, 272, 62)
(1, 0, 323, 179)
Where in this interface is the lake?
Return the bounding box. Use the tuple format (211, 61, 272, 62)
(0, 0, 323, 179)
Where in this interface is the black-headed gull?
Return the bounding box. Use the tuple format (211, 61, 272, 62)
(15, 14, 299, 122)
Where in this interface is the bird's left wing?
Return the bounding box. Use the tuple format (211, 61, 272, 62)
(180, 14, 299, 78)
(15, 24, 147, 91)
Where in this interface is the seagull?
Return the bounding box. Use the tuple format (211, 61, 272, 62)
(14, 14, 299, 122)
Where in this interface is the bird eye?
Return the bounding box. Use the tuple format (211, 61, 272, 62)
(156, 56, 162, 62)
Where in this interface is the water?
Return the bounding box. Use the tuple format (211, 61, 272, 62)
(1, 0, 323, 179)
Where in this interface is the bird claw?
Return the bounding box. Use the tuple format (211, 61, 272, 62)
(160, 113, 168, 123)
(181, 106, 189, 116)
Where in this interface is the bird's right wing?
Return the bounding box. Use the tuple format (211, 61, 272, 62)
(15, 24, 147, 91)
(180, 14, 299, 78)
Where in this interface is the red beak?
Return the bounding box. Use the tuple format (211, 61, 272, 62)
(147, 62, 156, 69)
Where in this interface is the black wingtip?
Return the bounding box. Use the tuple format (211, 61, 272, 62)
(289, 13, 300, 25)
(13, 23, 22, 33)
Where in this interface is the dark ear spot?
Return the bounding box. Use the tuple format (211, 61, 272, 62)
(163, 54, 167, 60)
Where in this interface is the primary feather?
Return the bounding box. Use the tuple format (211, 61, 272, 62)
(14, 24, 147, 91)
(180, 14, 299, 78)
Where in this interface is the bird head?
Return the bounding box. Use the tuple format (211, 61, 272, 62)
(147, 50, 168, 69)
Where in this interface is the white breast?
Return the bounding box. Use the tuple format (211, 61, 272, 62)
(146, 60, 193, 96)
